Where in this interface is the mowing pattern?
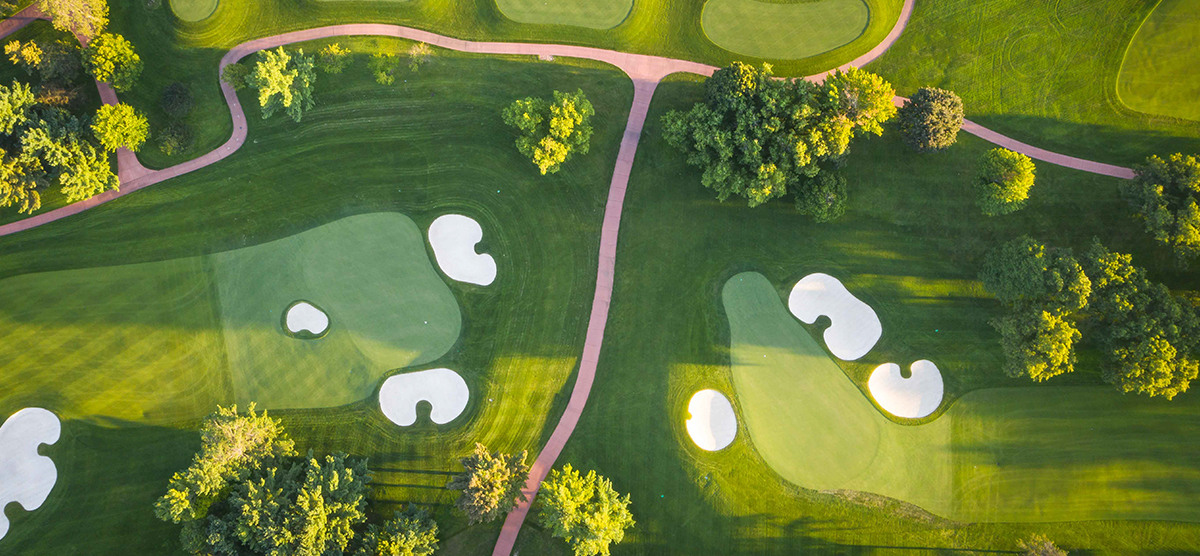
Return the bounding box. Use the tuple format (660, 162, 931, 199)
(494, 0, 632, 29)
(169, 0, 219, 22)
(725, 271, 1200, 522)
(702, 0, 868, 59)
(1117, 0, 1200, 122)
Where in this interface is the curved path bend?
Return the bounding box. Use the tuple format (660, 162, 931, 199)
(0, 1, 1136, 553)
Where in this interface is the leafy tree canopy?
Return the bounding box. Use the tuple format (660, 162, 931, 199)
(502, 88, 595, 175)
(161, 82, 194, 119)
(221, 63, 250, 91)
(897, 86, 964, 152)
(407, 42, 432, 72)
(976, 147, 1035, 216)
(317, 43, 351, 74)
(980, 235, 1091, 312)
(248, 47, 317, 122)
(0, 79, 36, 135)
(446, 443, 529, 525)
(92, 102, 148, 152)
(82, 32, 141, 92)
(355, 505, 439, 556)
(368, 52, 400, 85)
(794, 170, 848, 223)
(1122, 153, 1200, 262)
(538, 464, 634, 556)
(992, 309, 1081, 381)
(662, 62, 894, 214)
(37, 0, 107, 40)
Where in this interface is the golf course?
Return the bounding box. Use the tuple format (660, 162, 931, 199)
(1, 0, 1199, 555)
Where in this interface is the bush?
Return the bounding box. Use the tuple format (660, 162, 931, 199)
(897, 87, 964, 152)
(317, 43, 351, 74)
(160, 82, 193, 119)
(502, 89, 594, 175)
(369, 52, 400, 85)
(157, 121, 194, 156)
(221, 63, 249, 91)
(975, 148, 1035, 216)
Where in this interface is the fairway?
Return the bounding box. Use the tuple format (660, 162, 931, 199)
(168, 0, 218, 22)
(701, 0, 868, 59)
(1117, 0, 1200, 122)
(725, 272, 1200, 522)
(494, 0, 631, 29)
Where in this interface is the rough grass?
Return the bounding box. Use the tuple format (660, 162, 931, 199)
(701, 0, 868, 59)
(0, 50, 633, 556)
(495, 0, 632, 30)
(1117, 0, 1200, 122)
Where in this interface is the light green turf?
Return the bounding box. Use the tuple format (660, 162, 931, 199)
(169, 0, 218, 22)
(701, 0, 868, 60)
(494, 0, 631, 29)
(725, 271, 1200, 522)
(212, 212, 461, 410)
(1117, 0, 1200, 122)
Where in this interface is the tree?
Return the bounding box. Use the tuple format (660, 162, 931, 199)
(317, 43, 351, 74)
(82, 33, 142, 92)
(355, 505, 438, 556)
(794, 171, 848, 223)
(897, 86, 963, 152)
(975, 148, 1035, 216)
(537, 464, 634, 556)
(92, 103, 148, 152)
(1122, 153, 1200, 262)
(221, 63, 250, 91)
(248, 47, 317, 122)
(36, 40, 82, 82)
(0, 150, 47, 214)
(979, 236, 1091, 312)
(369, 52, 400, 85)
(5, 40, 42, 75)
(161, 82, 194, 119)
(992, 309, 1081, 381)
(157, 121, 194, 155)
(446, 443, 529, 525)
(662, 62, 895, 211)
(37, 0, 107, 40)
(0, 80, 36, 134)
(407, 42, 432, 72)
(1018, 534, 1067, 556)
(154, 404, 296, 524)
(502, 88, 594, 175)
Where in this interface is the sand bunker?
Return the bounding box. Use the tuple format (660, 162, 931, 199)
(428, 215, 496, 286)
(868, 360, 944, 419)
(686, 389, 737, 451)
(379, 368, 469, 426)
(0, 408, 61, 541)
(787, 273, 882, 361)
(284, 301, 329, 337)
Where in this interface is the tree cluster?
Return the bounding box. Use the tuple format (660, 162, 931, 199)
(37, 0, 108, 40)
(981, 236, 1200, 399)
(502, 88, 595, 175)
(446, 443, 529, 525)
(1122, 153, 1200, 264)
(975, 147, 1036, 216)
(537, 464, 634, 556)
(661, 62, 896, 220)
(244, 47, 317, 122)
(896, 86, 963, 152)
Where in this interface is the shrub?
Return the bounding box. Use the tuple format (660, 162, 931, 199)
(160, 82, 193, 119)
(369, 52, 400, 85)
(897, 87, 964, 152)
(317, 42, 351, 74)
(157, 121, 194, 156)
(221, 63, 249, 91)
(975, 148, 1035, 216)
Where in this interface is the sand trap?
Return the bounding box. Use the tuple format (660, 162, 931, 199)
(787, 273, 882, 361)
(379, 368, 469, 426)
(0, 408, 61, 541)
(285, 301, 329, 337)
(685, 389, 737, 451)
(868, 360, 944, 419)
(428, 215, 496, 286)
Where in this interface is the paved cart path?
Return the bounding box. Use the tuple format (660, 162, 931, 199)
(0, 2, 1139, 553)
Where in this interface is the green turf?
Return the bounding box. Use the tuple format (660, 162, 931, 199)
(495, 0, 631, 29)
(0, 49, 633, 556)
(701, 0, 868, 60)
(1117, 0, 1200, 122)
(212, 212, 461, 410)
(169, 0, 218, 22)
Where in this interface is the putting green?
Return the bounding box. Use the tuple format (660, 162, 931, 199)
(495, 0, 631, 29)
(702, 0, 869, 59)
(169, 0, 218, 22)
(725, 272, 1200, 522)
(1117, 0, 1200, 121)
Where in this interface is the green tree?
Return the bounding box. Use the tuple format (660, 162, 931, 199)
(992, 309, 1081, 381)
(1018, 534, 1067, 556)
(0, 79, 36, 134)
(248, 47, 317, 122)
(157, 121, 194, 155)
(221, 63, 250, 91)
(37, 0, 107, 40)
(160, 82, 193, 119)
(92, 102, 148, 152)
(975, 148, 1035, 216)
(55, 139, 117, 201)
(317, 43, 351, 74)
(36, 39, 83, 83)
(407, 42, 432, 72)
(446, 443, 529, 525)
(502, 88, 595, 175)
(794, 171, 847, 223)
(369, 52, 400, 85)
(5, 40, 42, 75)
(0, 149, 47, 214)
(897, 86, 964, 152)
(1122, 153, 1200, 262)
(979, 235, 1091, 312)
(355, 505, 438, 556)
(82, 33, 142, 92)
(662, 62, 894, 211)
(537, 464, 634, 556)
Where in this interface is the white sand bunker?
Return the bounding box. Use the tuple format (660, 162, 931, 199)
(379, 368, 469, 426)
(285, 301, 329, 336)
(788, 273, 882, 361)
(0, 408, 61, 541)
(685, 389, 737, 451)
(868, 360, 945, 419)
(428, 215, 496, 286)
